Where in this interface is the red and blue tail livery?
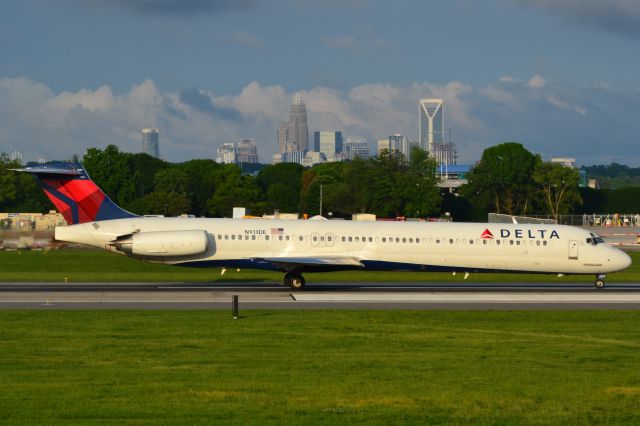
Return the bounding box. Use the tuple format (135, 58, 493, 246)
(16, 162, 137, 225)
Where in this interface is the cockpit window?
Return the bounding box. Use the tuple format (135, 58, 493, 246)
(586, 234, 605, 246)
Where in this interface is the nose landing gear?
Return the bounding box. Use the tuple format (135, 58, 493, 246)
(284, 272, 306, 290)
(594, 274, 606, 289)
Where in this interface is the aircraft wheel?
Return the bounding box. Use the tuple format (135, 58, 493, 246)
(595, 279, 605, 289)
(283, 273, 293, 287)
(289, 275, 306, 290)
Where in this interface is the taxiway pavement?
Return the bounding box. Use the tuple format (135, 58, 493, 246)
(1, 282, 640, 309)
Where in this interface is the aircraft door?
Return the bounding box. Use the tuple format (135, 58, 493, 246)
(326, 233, 334, 247)
(311, 232, 319, 247)
(568, 240, 579, 259)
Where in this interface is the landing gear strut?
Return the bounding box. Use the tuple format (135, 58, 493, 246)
(284, 272, 306, 290)
(595, 274, 606, 289)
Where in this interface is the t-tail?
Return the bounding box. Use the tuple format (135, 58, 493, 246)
(14, 162, 137, 224)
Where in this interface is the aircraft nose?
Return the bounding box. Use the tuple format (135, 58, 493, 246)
(616, 250, 632, 271)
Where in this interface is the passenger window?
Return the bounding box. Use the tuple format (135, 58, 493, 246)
(382, 237, 386, 242)
(252, 235, 256, 240)
(218, 235, 222, 240)
(396, 237, 400, 243)
(313, 236, 317, 241)
(469, 239, 473, 244)
(231, 235, 235, 240)
(342, 236, 346, 242)
(361, 236, 366, 242)
(225, 235, 229, 240)
(299, 236, 303, 241)
(510, 240, 514, 246)
(402, 238, 406, 243)
(278, 236, 283, 241)
(265, 235, 269, 240)
(496, 240, 501, 245)
(328, 236, 332, 242)
(483, 240, 487, 245)
(349, 237, 353, 242)
(516, 241, 521, 245)
(320, 236, 325, 242)
(543, 241, 548, 246)
(436, 239, 440, 244)
(449, 238, 454, 244)
(369, 237, 373, 242)
(536, 240, 540, 246)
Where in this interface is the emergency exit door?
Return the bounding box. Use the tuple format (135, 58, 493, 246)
(568, 240, 579, 259)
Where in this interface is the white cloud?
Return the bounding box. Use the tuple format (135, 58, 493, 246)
(1, 75, 640, 166)
(527, 75, 546, 89)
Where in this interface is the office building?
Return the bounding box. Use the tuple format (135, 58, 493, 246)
(377, 134, 417, 159)
(277, 122, 288, 154)
(418, 99, 443, 152)
(9, 150, 22, 163)
(418, 99, 457, 166)
(236, 139, 259, 164)
(550, 157, 577, 168)
(313, 131, 343, 156)
(216, 143, 236, 164)
(343, 136, 370, 159)
(142, 128, 160, 158)
(286, 93, 309, 152)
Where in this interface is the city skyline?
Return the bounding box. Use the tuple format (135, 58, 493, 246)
(1, 0, 639, 165)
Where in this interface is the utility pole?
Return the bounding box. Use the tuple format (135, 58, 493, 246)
(319, 184, 323, 217)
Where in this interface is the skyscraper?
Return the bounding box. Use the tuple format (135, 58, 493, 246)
(313, 131, 343, 155)
(216, 143, 236, 164)
(418, 99, 457, 166)
(343, 136, 369, 159)
(142, 128, 160, 158)
(236, 139, 259, 164)
(287, 93, 309, 152)
(418, 99, 444, 153)
(277, 122, 288, 153)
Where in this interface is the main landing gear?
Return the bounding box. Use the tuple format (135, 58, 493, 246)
(284, 272, 306, 290)
(595, 274, 606, 289)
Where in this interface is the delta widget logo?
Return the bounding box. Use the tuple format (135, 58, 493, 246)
(480, 229, 494, 239)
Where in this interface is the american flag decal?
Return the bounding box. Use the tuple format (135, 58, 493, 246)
(271, 227, 284, 235)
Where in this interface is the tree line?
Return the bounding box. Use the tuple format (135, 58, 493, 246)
(1, 142, 639, 221)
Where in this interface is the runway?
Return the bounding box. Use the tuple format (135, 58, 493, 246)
(2, 282, 640, 309)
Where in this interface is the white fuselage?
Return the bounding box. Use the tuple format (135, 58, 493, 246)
(55, 217, 632, 275)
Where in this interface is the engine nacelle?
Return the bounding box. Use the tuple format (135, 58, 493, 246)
(111, 230, 208, 257)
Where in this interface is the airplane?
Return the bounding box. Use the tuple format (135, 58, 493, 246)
(15, 162, 631, 290)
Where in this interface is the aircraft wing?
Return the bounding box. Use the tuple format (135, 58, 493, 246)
(254, 256, 364, 270)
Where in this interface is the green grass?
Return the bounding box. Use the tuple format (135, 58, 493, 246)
(1, 249, 639, 283)
(1, 310, 640, 424)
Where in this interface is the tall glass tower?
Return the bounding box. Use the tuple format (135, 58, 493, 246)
(418, 99, 444, 153)
(287, 93, 309, 152)
(142, 128, 160, 158)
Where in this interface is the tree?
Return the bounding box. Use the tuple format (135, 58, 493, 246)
(83, 145, 135, 206)
(0, 153, 17, 205)
(207, 164, 260, 217)
(128, 191, 191, 217)
(256, 163, 305, 213)
(533, 162, 582, 221)
(461, 142, 540, 216)
(403, 147, 441, 217)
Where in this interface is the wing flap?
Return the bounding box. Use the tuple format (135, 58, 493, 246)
(255, 256, 364, 268)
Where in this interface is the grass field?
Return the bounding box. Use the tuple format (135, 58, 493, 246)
(0, 249, 639, 283)
(1, 310, 640, 424)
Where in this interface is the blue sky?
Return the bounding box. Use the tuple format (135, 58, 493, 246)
(1, 0, 639, 165)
